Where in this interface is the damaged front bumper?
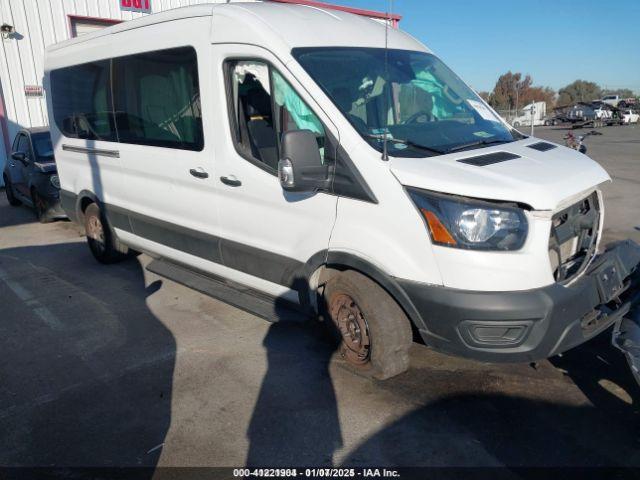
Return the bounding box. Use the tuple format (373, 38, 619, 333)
(612, 289, 640, 386)
(399, 239, 640, 362)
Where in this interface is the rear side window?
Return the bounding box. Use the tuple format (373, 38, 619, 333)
(50, 60, 116, 141)
(112, 47, 203, 151)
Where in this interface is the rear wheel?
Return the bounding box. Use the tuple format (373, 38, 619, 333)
(3, 175, 21, 206)
(84, 202, 128, 264)
(32, 189, 53, 223)
(323, 270, 413, 380)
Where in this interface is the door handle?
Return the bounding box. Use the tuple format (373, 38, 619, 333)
(189, 167, 209, 179)
(220, 175, 242, 187)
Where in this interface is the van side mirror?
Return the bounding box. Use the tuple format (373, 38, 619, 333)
(278, 130, 330, 193)
(11, 152, 26, 164)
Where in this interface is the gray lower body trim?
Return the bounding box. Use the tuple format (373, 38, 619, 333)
(60, 190, 78, 222)
(121, 209, 303, 287)
(61, 190, 306, 290)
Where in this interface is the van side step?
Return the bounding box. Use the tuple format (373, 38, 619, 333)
(146, 259, 308, 323)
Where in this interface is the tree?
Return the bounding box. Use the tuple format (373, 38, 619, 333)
(488, 72, 532, 111)
(521, 86, 556, 110)
(477, 91, 491, 102)
(487, 72, 554, 111)
(557, 80, 602, 106)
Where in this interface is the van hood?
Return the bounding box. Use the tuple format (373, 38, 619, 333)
(389, 138, 610, 210)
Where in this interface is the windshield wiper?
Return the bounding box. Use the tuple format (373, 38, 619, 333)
(362, 134, 445, 156)
(445, 139, 512, 154)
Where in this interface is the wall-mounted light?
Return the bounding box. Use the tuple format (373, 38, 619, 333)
(1, 23, 15, 39)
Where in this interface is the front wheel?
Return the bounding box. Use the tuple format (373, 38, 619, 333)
(323, 270, 413, 380)
(84, 203, 129, 264)
(3, 175, 21, 206)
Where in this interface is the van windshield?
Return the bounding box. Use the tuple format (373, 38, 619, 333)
(293, 47, 521, 157)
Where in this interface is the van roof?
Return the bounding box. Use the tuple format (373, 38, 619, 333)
(46, 2, 427, 54)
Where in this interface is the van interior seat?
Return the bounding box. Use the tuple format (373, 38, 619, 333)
(243, 85, 278, 169)
(140, 74, 181, 142)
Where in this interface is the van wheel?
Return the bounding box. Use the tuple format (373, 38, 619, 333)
(84, 203, 128, 264)
(32, 189, 53, 224)
(323, 270, 412, 380)
(3, 175, 21, 206)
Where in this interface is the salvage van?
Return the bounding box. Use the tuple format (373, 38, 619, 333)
(44, 2, 640, 379)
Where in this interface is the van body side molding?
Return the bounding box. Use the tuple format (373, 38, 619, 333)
(62, 144, 120, 158)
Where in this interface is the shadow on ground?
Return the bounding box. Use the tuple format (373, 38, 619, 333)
(342, 332, 640, 467)
(0, 188, 41, 228)
(246, 304, 342, 466)
(0, 242, 175, 473)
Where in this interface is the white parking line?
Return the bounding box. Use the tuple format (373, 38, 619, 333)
(0, 266, 64, 330)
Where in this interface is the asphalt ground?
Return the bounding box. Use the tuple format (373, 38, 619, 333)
(0, 124, 639, 474)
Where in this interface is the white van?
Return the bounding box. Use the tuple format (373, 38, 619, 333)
(44, 2, 640, 379)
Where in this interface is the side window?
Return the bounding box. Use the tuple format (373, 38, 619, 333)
(227, 60, 325, 172)
(16, 134, 30, 156)
(11, 134, 22, 152)
(112, 47, 203, 151)
(50, 60, 116, 141)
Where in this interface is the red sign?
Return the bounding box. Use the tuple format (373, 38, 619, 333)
(121, 0, 151, 13)
(24, 85, 44, 98)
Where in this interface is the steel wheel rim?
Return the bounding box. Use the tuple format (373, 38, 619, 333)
(330, 293, 371, 365)
(87, 214, 106, 255)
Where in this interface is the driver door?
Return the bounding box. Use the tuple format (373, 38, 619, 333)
(212, 45, 338, 301)
(8, 133, 30, 198)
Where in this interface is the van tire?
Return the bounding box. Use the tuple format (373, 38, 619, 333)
(3, 175, 21, 206)
(32, 189, 53, 224)
(323, 270, 412, 380)
(84, 203, 128, 264)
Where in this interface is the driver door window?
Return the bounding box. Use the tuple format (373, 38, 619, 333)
(15, 134, 30, 160)
(227, 60, 326, 172)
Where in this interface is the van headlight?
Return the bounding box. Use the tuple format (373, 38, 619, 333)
(407, 188, 528, 251)
(50, 175, 60, 189)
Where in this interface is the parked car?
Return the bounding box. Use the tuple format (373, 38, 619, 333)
(44, 3, 640, 380)
(601, 94, 621, 107)
(622, 109, 640, 124)
(3, 127, 65, 222)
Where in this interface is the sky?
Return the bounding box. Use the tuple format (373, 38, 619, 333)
(332, 0, 640, 94)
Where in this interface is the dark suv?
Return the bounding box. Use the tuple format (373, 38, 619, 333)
(3, 127, 65, 222)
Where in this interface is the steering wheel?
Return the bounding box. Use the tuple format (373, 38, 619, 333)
(404, 110, 437, 124)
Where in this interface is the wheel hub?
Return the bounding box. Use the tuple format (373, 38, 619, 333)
(330, 294, 371, 365)
(87, 215, 105, 254)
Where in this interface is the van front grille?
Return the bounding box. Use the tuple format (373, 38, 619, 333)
(548, 192, 600, 282)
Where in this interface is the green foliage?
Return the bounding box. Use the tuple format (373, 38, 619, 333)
(557, 80, 602, 106)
